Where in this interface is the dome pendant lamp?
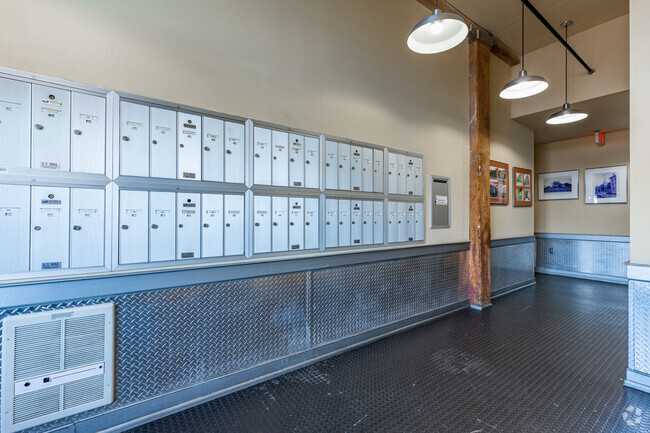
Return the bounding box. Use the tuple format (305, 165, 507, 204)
(547, 21, 588, 125)
(407, 0, 469, 54)
(499, 3, 548, 99)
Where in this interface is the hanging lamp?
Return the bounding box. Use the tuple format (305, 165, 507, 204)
(407, 0, 468, 54)
(547, 21, 588, 125)
(500, 3, 548, 99)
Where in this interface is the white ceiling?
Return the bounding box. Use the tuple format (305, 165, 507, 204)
(448, 0, 629, 53)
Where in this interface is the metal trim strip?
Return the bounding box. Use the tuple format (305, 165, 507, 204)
(536, 267, 628, 285)
(491, 236, 536, 247)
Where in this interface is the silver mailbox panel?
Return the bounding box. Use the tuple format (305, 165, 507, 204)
(289, 197, 304, 250)
(71, 92, 105, 174)
(406, 203, 415, 241)
(414, 157, 424, 196)
(337, 143, 351, 191)
(350, 200, 362, 245)
(253, 195, 271, 254)
(0, 78, 30, 168)
(224, 122, 245, 184)
(203, 117, 225, 182)
(406, 157, 416, 195)
(362, 200, 373, 245)
(70, 188, 104, 268)
(397, 154, 407, 195)
(149, 191, 175, 262)
(338, 199, 351, 247)
(350, 146, 362, 192)
(272, 130, 289, 187)
(150, 107, 177, 179)
(0, 184, 30, 273)
(373, 201, 384, 245)
(177, 193, 201, 259)
(362, 147, 373, 192)
(177, 113, 202, 181)
(119, 190, 149, 264)
(120, 102, 149, 177)
(272, 196, 288, 252)
(304, 197, 319, 250)
(201, 193, 224, 258)
(388, 152, 398, 194)
(31, 186, 69, 270)
(253, 127, 272, 185)
(32, 85, 70, 172)
(374, 149, 384, 193)
(289, 134, 305, 187)
(224, 194, 244, 256)
(387, 201, 398, 243)
(304, 137, 319, 189)
(415, 202, 425, 241)
(397, 201, 407, 242)
(325, 198, 338, 248)
(325, 140, 338, 190)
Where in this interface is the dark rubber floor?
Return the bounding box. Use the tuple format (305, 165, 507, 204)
(128, 274, 650, 432)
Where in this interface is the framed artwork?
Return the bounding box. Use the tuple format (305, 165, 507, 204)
(513, 167, 532, 207)
(490, 160, 508, 205)
(584, 165, 628, 204)
(537, 170, 579, 200)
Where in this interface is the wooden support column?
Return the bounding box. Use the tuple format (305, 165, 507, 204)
(468, 37, 492, 309)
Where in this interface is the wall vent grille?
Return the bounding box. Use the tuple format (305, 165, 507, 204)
(2, 303, 115, 433)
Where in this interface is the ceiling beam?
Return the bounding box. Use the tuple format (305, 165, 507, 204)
(416, 0, 521, 67)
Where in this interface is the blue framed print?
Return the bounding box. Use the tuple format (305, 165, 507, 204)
(537, 170, 579, 200)
(585, 165, 628, 204)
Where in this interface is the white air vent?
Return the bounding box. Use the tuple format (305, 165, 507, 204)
(1, 303, 114, 433)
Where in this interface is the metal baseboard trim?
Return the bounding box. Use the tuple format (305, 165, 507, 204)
(625, 369, 650, 394)
(66, 300, 469, 433)
(491, 279, 536, 299)
(536, 267, 628, 285)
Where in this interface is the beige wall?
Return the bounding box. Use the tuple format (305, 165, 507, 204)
(0, 0, 473, 245)
(534, 130, 629, 236)
(630, 0, 650, 263)
(0, 0, 536, 245)
(509, 15, 629, 119)
(490, 55, 535, 240)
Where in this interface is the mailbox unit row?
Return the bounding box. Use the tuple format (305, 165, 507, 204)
(0, 184, 105, 274)
(323, 199, 424, 248)
(323, 141, 384, 193)
(118, 191, 245, 265)
(253, 196, 319, 253)
(119, 102, 245, 183)
(0, 77, 107, 174)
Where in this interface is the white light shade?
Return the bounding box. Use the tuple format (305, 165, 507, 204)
(407, 9, 469, 54)
(499, 70, 549, 99)
(546, 103, 588, 125)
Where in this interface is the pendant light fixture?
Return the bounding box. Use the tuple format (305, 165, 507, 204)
(500, 3, 548, 99)
(547, 21, 588, 125)
(407, 0, 468, 54)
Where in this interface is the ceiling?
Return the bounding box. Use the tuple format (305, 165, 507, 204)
(448, 0, 629, 53)
(514, 90, 629, 145)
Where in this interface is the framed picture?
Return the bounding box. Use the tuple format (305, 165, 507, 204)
(584, 165, 628, 204)
(537, 170, 579, 200)
(490, 160, 508, 205)
(513, 167, 532, 207)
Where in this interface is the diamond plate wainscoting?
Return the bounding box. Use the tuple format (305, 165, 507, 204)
(490, 237, 536, 297)
(0, 246, 475, 433)
(536, 233, 630, 284)
(626, 265, 650, 394)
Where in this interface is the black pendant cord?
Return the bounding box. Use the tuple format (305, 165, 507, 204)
(564, 26, 569, 104)
(521, 3, 525, 71)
